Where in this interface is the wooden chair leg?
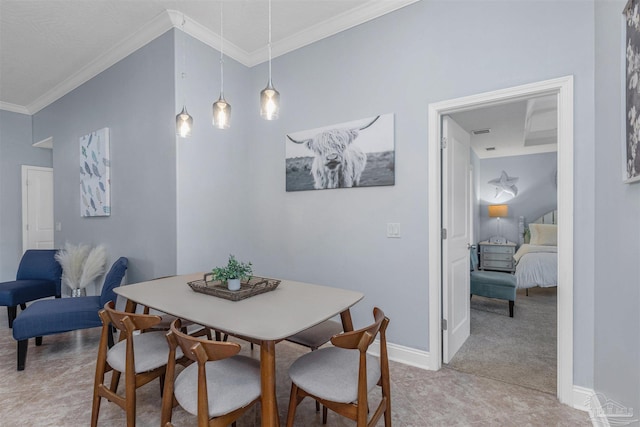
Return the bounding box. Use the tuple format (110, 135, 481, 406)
(322, 405, 328, 424)
(509, 300, 514, 317)
(286, 383, 301, 427)
(110, 371, 121, 393)
(35, 336, 43, 346)
(17, 339, 27, 371)
(7, 306, 17, 328)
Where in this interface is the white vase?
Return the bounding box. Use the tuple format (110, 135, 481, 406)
(227, 278, 241, 291)
(71, 288, 86, 297)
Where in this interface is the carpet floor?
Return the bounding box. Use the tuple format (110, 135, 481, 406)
(447, 287, 557, 394)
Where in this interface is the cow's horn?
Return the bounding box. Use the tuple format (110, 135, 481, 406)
(287, 135, 305, 144)
(359, 115, 380, 131)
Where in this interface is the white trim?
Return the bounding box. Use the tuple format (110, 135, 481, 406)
(368, 340, 431, 371)
(11, 2, 419, 115)
(33, 137, 53, 149)
(21, 165, 54, 253)
(572, 386, 611, 427)
(427, 76, 575, 403)
(251, 0, 419, 67)
(26, 10, 175, 114)
(0, 101, 30, 114)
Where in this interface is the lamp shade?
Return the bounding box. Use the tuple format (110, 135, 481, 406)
(488, 204, 508, 218)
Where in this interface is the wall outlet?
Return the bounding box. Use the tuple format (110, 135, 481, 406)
(387, 223, 401, 238)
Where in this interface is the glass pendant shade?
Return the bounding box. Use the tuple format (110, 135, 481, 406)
(260, 79, 280, 120)
(212, 95, 231, 129)
(176, 106, 193, 138)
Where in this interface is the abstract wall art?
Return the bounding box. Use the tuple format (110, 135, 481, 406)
(79, 127, 111, 217)
(624, 0, 640, 183)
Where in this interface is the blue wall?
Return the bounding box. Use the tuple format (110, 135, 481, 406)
(0, 110, 52, 281)
(594, 0, 640, 416)
(32, 31, 177, 287)
(218, 0, 595, 390)
(478, 152, 558, 244)
(9, 0, 640, 411)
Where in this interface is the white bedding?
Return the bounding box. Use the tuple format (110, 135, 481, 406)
(514, 244, 558, 289)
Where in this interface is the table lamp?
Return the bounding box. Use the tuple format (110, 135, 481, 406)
(488, 204, 508, 244)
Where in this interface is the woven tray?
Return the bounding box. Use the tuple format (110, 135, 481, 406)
(187, 274, 280, 301)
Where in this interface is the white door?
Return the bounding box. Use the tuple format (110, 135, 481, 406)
(442, 116, 472, 363)
(22, 166, 54, 251)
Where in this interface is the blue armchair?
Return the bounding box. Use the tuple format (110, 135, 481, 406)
(0, 249, 62, 328)
(12, 257, 128, 370)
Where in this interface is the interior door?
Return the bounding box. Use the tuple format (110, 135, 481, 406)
(442, 116, 471, 363)
(22, 166, 54, 251)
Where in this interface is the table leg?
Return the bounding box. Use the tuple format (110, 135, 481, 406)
(123, 299, 137, 313)
(260, 340, 280, 427)
(340, 309, 355, 332)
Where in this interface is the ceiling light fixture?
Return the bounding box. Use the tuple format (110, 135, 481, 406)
(176, 15, 193, 138)
(260, 0, 280, 120)
(212, 2, 230, 129)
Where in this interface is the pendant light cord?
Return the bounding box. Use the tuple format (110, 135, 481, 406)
(220, 2, 224, 96)
(181, 14, 187, 106)
(268, 0, 272, 81)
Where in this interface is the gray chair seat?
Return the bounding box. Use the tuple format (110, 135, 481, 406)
(174, 355, 261, 418)
(289, 346, 381, 403)
(107, 331, 183, 373)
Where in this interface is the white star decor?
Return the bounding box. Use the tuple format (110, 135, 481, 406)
(488, 170, 519, 198)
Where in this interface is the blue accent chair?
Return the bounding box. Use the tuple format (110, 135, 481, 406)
(0, 249, 62, 328)
(470, 247, 516, 317)
(12, 257, 128, 371)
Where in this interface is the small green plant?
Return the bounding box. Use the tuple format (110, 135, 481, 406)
(211, 254, 253, 282)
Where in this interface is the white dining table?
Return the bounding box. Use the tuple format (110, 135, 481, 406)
(113, 272, 364, 427)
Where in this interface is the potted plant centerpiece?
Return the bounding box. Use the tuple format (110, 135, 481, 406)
(211, 255, 253, 291)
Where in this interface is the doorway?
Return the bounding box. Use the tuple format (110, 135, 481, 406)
(21, 165, 54, 252)
(427, 76, 574, 405)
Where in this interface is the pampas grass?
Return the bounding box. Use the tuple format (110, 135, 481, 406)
(79, 245, 107, 289)
(55, 243, 107, 291)
(55, 242, 90, 290)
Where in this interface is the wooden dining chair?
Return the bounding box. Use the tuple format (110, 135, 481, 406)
(161, 319, 262, 427)
(286, 319, 343, 413)
(286, 307, 391, 427)
(91, 301, 185, 427)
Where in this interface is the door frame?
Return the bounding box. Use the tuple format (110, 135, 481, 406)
(427, 76, 574, 405)
(21, 165, 54, 252)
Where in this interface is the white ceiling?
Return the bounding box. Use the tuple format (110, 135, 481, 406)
(0, 0, 417, 115)
(450, 95, 558, 159)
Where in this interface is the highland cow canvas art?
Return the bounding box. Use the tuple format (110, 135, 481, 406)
(285, 114, 395, 191)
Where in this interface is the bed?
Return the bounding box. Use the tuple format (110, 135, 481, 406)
(513, 212, 558, 289)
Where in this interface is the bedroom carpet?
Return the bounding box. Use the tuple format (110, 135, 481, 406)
(447, 287, 557, 395)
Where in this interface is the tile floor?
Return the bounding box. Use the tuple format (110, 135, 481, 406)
(0, 312, 591, 426)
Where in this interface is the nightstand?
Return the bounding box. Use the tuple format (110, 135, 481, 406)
(478, 241, 516, 273)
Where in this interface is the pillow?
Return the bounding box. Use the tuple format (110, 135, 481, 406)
(529, 223, 557, 246)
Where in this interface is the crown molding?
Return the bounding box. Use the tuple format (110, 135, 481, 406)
(10, 1, 419, 114)
(0, 101, 30, 115)
(26, 9, 175, 114)
(169, 10, 252, 67)
(248, 0, 419, 66)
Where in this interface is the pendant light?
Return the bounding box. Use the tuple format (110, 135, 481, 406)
(212, 2, 231, 129)
(260, 0, 280, 120)
(176, 15, 193, 137)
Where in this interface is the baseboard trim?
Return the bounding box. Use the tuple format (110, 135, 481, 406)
(369, 342, 606, 425)
(369, 340, 431, 370)
(573, 386, 610, 427)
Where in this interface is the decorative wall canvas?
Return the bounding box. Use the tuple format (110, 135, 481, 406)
(79, 128, 111, 216)
(624, 0, 640, 183)
(285, 113, 395, 191)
